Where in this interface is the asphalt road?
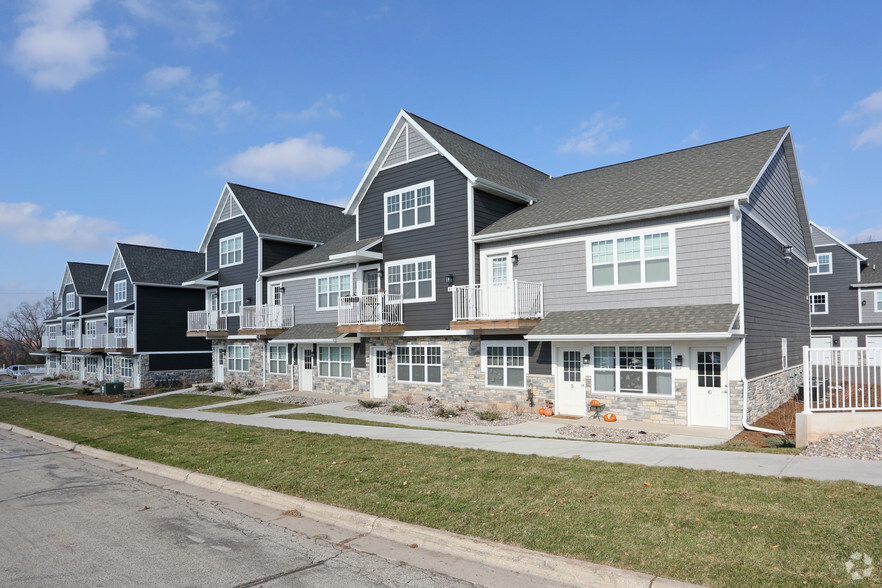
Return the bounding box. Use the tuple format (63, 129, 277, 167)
(0, 430, 474, 587)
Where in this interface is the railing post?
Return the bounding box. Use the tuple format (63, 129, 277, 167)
(802, 346, 812, 413)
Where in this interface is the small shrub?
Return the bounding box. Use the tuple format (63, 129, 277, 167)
(511, 402, 524, 417)
(476, 410, 501, 422)
(241, 388, 259, 396)
(434, 407, 458, 419)
(456, 400, 470, 412)
(157, 388, 172, 393)
(402, 393, 413, 405)
(195, 384, 208, 392)
(210, 384, 224, 392)
(77, 387, 93, 396)
(390, 404, 410, 413)
(358, 399, 385, 409)
(765, 436, 796, 449)
(230, 385, 244, 395)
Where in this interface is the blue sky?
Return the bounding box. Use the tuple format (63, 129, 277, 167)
(1, 0, 881, 317)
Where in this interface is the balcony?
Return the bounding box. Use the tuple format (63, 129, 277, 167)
(238, 304, 295, 337)
(42, 334, 62, 350)
(451, 281, 544, 331)
(60, 333, 81, 350)
(81, 333, 106, 352)
(337, 293, 405, 334)
(187, 310, 228, 337)
(105, 332, 135, 352)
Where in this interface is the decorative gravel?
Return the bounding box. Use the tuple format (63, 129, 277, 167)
(346, 402, 541, 426)
(556, 424, 669, 443)
(801, 425, 882, 461)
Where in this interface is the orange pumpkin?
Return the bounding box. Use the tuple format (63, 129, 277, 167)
(589, 399, 601, 406)
(540, 407, 553, 416)
(603, 413, 617, 422)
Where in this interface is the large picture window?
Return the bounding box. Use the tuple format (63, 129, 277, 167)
(396, 345, 441, 384)
(385, 180, 434, 234)
(386, 256, 434, 302)
(810, 252, 832, 275)
(219, 233, 243, 267)
(593, 345, 673, 396)
(588, 231, 672, 289)
(227, 345, 250, 372)
(317, 274, 352, 310)
(810, 293, 828, 315)
(114, 280, 127, 303)
(318, 345, 352, 379)
(268, 345, 287, 374)
(482, 342, 526, 388)
(220, 285, 243, 316)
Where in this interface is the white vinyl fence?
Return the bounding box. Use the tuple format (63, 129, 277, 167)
(803, 346, 882, 412)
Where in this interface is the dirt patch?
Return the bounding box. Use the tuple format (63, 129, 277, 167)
(726, 398, 800, 448)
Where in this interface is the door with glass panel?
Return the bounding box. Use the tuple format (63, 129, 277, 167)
(483, 255, 513, 319)
(555, 348, 586, 416)
(370, 347, 388, 399)
(363, 269, 380, 322)
(300, 347, 314, 392)
(689, 349, 728, 428)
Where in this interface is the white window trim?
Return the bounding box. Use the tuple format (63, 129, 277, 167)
(105, 357, 113, 376)
(219, 285, 243, 317)
(590, 344, 675, 397)
(781, 338, 789, 370)
(383, 180, 435, 235)
(384, 255, 436, 304)
(315, 272, 354, 311)
(114, 316, 127, 334)
(395, 344, 443, 385)
(219, 233, 244, 268)
(810, 252, 832, 275)
(810, 292, 829, 315)
(65, 292, 75, 311)
(268, 344, 287, 375)
(875, 291, 882, 312)
(85, 356, 98, 374)
(480, 341, 527, 389)
(85, 321, 97, 336)
(227, 344, 250, 373)
(114, 279, 127, 303)
(585, 228, 677, 292)
(317, 345, 353, 380)
(119, 358, 133, 378)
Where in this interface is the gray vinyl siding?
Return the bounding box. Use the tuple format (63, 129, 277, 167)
(473, 189, 524, 234)
(207, 215, 258, 335)
(744, 147, 807, 260)
(277, 266, 357, 325)
(61, 283, 78, 316)
(862, 289, 882, 323)
(358, 154, 470, 330)
(107, 269, 133, 311)
(407, 126, 437, 159)
(810, 226, 839, 247)
(509, 221, 732, 312)
(135, 286, 211, 353)
(742, 214, 810, 378)
(809, 245, 860, 326)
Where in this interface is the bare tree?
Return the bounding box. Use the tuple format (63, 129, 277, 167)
(0, 294, 58, 365)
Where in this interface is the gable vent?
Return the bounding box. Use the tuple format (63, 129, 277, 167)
(381, 123, 437, 170)
(219, 192, 244, 221)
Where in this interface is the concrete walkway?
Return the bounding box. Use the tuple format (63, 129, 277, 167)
(55, 393, 882, 486)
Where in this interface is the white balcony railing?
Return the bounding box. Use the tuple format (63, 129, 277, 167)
(62, 333, 81, 349)
(451, 281, 544, 322)
(338, 293, 403, 326)
(105, 331, 135, 350)
(188, 310, 227, 332)
(803, 346, 882, 412)
(42, 334, 62, 348)
(82, 333, 106, 349)
(240, 304, 294, 330)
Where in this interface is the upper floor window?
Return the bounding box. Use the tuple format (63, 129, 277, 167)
(588, 231, 673, 290)
(384, 180, 434, 234)
(219, 285, 243, 316)
(317, 274, 352, 310)
(875, 291, 882, 312)
(271, 284, 283, 306)
(810, 293, 828, 315)
(65, 292, 75, 311)
(85, 321, 97, 336)
(114, 316, 127, 334)
(114, 280, 127, 303)
(386, 256, 434, 303)
(219, 233, 243, 267)
(810, 252, 832, 275)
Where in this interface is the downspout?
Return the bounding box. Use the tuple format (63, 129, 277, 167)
(741, 376, 785, 435)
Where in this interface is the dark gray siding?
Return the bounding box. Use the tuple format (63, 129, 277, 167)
(61, 283, 78, 316)
(262, 240, 312, 270)
(473, 189, 524, 234)
(358, 154, 470, 330)
(107, 269, 133, 311)
(809, 245, 861, 326)
(742, 214, 810, 378)
(149, 353, 212, 370)
(135, 286, 211, 353)
(863, 289, 882, 324)
(745, 146, 807, 260)
(207, 215, 258, 335)
(81, 296, 104, 315)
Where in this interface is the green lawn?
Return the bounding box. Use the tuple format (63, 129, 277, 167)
(126, 393, 231, 409)
(272, 412, 433, 430)
(0, 397, 878, 587)
(1, 384, 84, 396)
(204, 401, 306, 415)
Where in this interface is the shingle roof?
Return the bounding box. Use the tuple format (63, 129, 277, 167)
(228, 183, 353, 243)
(81, 305, 107, 318)
(263, 225, 377, 274)
(407, 113, 549, 197)
(527, 304, 740, 338)
(68, 262, 108, 296)
(477, 127, 789, 236)
(273, 323, 340, 342)
(117, 244, 205, 286)
(854, 241, 882, 283)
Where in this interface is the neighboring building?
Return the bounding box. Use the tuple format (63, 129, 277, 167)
(252, 111, 814, 429)
(808, 223, 882, 350)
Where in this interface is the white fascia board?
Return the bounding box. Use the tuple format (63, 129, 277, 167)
(100, 246, 125, 292)
(743, 128, 790, 198)
(181, 278, 217, 287)
(258, 234, 324, 246)
(328, 237, 384, 261)
(473, 194, 745, 243)
(810, 221, 868, 261)
(261, 259, 351, 278)
(133, 282, 204, 289)
(197, 183, 233, 254)
(811, 325, 877, 331)
(852, 282, 882, 288)
(525, 332, 736, 341)
(473, 177, 535, 204)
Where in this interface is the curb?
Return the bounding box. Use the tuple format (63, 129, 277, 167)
(1, 422, 700, 588)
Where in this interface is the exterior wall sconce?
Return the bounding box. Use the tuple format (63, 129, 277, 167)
(862, 299, 867, 306)
(279, 286, 285, 293)
(245, 297, 253, 305)
(511, 254, 519, 265)
(782, 245, 792, 260)
(582, 353, 591, 365)
(675, 355, 683, 367)
(378, 269, 384, 284)
(445, 274, 455, 287)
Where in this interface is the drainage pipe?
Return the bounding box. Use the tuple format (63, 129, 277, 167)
(741, 376, 785, 435)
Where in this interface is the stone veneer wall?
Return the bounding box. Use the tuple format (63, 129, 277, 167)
(585, 375, 690, 425)
(746, 365, 801, 424)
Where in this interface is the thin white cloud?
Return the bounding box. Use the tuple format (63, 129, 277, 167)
(279, 95, 344, 121)
(128, 103, 163, 124)
(219, 135, 354, 182)
(559, 112, 630, 156)
(144, 65, 192, 90)
(800, 170, 818, 187)
(850, 224, 882, 244)
(122, 0, 231, 46)
(841, 87, 882, 150)
(853, 121, 882, 150)
(841, 88, 882, 121)
(9, 0, 109, 91)
(682, 126, 704, 145)
(0, 202, 166, 251)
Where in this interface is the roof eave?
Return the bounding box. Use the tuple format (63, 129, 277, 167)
(810, 221, 868, 261)
(525, 332, 736, 341)
(473, 177, 536, 204)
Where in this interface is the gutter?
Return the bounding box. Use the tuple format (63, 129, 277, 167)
(741, 376, 785, 435)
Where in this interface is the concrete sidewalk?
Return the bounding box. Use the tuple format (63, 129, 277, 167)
(55, 395, 882, 486)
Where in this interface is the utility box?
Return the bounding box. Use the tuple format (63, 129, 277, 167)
(102, 382, 124, 395)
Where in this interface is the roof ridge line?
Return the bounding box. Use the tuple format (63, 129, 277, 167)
(228, 182, 345, 211)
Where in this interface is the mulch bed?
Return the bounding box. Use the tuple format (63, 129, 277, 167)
(725, 398, 800, 448)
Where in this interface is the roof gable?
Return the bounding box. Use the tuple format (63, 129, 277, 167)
(853, 241, 882, 283)
(116, 243, 206, 286)
(67, 262, 109, 297)
(810, 222, 867, 261)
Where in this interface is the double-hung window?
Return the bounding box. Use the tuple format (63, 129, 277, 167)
(85, 357, 98, 374)
(220, 285, 243, 316)
(396, 345, 441, 384)
(219, 234, 243, 267)
(386, 256, 434, 302)
(810, 252, 832, 275)
(71, 357, 81, 371)
(85, 321, 96, 337)
(268, 345, 286, 374)
(48, 356, 57, 369)
(105, 357, 113, 377)
(317, 274, 352, 310)
(114, 316, 127, 335)
(810, 293, 828, 314)
(227, 345, 250, 372)
(120, 358, 133, 378)
(593, 345, 673, 395)
(385, 181, 433, 234)
(483, 343, 526, 388)
(318, 345, 352, 378)
(589, 231, 672, 289)
(875, 291, 882, 312)
(65, 292, 75, 311)
(114, 280, 127, 303)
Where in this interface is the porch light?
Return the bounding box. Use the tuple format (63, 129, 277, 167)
(782, 245, 792, 260)
(445, 274, 455, 287)
(675, 355, 683, 367)
(245, 297, 253, 305)
(511, 254, 519, 265)
(582, 353, 591, 365)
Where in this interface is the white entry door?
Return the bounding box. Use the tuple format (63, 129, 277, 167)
(483, 255, 513, 319)
(370, 347, 388, 399)
(689, 349, 729, 428)
(867, 335, 882, 367)
(555, 348, 586, 416)
(214, 348, 225, 383)
(300, 347, 314, 392)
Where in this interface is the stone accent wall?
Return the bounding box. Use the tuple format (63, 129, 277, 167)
(729, 381, 744, 429)
(585, 375, 690, 425)
(224, 340, 265, 391)
(746, 365, 801, 424)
